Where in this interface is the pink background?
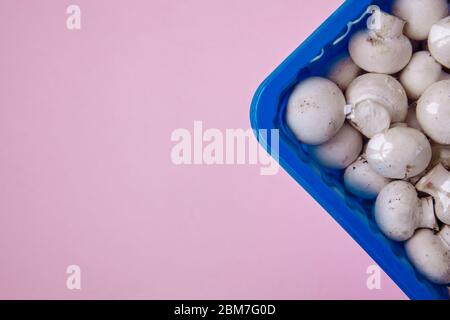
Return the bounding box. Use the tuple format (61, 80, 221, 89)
(0, 0, 406, 299)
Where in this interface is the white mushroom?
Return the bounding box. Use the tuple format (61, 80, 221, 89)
(416, 80, 450, 145)
(428, 16, 450, 69)
(344, 155, 391, 199)
(392, 0, 449, 40)
(375, 181, 438, 241)
(309, 123, 363, 170)
(366, 127, 432, 179)
(399, 51, 442, 100)
(416, 163, 450, 225)
(345, 73, 408, 138)
(405, 225, 450, 285)
(327, 56, 362, 91)
(286, 77, 346, 145)
(349, 10, 412, 74)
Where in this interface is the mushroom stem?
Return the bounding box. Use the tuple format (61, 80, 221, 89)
(416, 164, 450, 225)
(372, 11, 406, 38)
(347, 100, 391, 138)
(417, 197, 439, 231)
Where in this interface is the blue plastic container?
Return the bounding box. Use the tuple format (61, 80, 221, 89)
(250, 0, 449, 300)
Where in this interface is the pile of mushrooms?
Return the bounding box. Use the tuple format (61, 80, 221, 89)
(286, 0, 450, 288)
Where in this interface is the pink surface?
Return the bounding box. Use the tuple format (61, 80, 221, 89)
(0, 0, 407, 299)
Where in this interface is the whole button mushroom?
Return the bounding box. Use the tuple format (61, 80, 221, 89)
(416, 80, 450, 145)
(392, 0, 449, 41)
(399, 51, 442, 100)
(346, 73, 408, 138)
(344, 155, 391, 200)
(375, 181, 438, 241)
(366, 127, 432, 179)
(286, 77, 346, 145)
(349, 10, 412, 74)
(416, 163, 450, 225)
(309, 123, 363, 170)
(327, 56, 362, 91)
(429, 16, 450, 69)
(405, 225, 450, 285)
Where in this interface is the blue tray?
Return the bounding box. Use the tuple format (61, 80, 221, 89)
(250, 0, 449, 300)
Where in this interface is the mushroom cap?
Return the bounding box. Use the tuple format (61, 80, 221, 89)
(428, 16, 450, 68)
(366, 127, 432, 179)
(375, 181, 419, 241)
(327, 56, 361, 91)
(392, 0, 449, 41)
(405, 228, 450, 284)
(346, 73, 408, 124)
(349, 31, 412, 74)
(344, 156, 391, 199)
(417, 80, 450, 145)
(349, 12, 412, 74)
(286, 77, 346, 145)
(309, 123, 363, 170)
(399, 51, 442, 100)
